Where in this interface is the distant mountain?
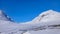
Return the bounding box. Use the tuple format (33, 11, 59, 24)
(0, 10, 60, 34)
(0, 10, 13, 21)
(32, 10, 60, 23)
(24, 10, 60, 34)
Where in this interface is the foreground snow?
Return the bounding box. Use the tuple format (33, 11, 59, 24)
(0, 10, 60, 34)
(24, 29, 60, 34)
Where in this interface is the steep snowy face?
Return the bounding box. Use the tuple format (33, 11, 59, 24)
(0, 10, 13, 21)
(32, 10, 60, 23)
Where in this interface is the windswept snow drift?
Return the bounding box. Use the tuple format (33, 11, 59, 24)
(0, 10, 60, 34)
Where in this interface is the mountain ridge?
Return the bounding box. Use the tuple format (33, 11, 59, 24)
(0, 10, 60, 34)
(0, 10, 14, 22)
(32, 10, 60, 23)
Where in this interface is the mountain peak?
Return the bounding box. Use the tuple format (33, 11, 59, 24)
(0, 10, 4, 15)
(45, 10, 54, 12)
(46, 10, 54, 12)
(40, 10, 57, 16)
(0, 10, 14, 21)
(32, 10, 60, 23)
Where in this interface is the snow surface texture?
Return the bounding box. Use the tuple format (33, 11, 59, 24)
(0, 10, 60, 34)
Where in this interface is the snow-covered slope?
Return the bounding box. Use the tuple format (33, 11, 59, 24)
(0, 10, 60, 34)
(0, 10, 13, 21)
(32, 10, 60, 23)
(0, 10, 25, 34)
(24, 10, 60, 34)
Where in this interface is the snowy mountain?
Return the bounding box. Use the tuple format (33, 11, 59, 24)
(0, 10, 60, 34)
(0, 10, 13, 21)
(24, 10, 60, 34)
(32, 10, 60, 23)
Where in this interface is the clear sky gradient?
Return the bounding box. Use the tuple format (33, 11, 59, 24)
(0, 0, 60, 22)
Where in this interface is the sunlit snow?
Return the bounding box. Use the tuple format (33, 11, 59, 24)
(0, 10, 60, 34)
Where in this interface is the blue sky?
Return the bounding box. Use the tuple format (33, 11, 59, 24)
(0, 0, 60, 22)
